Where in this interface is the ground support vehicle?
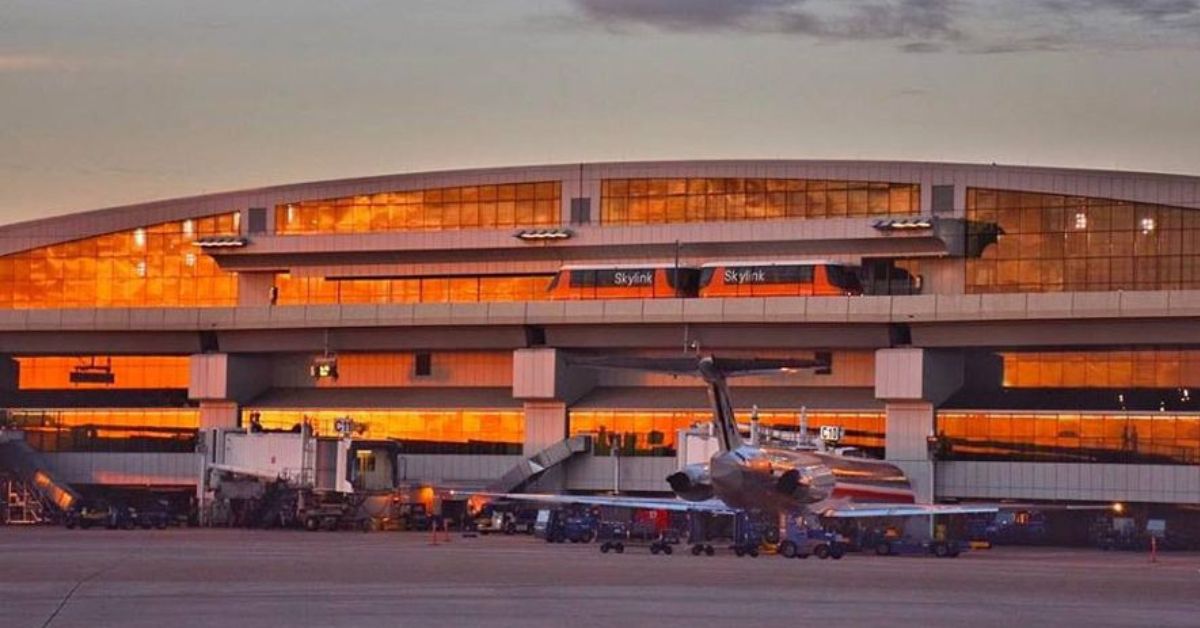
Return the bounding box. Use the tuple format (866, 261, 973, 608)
(601, 527, 679, 556)
(64, 501, 136, 530)
(730, 512, 767, 557)
(686, 511, 736, 556)
(476, 508, 537, 535)
(777, 526, 848, 560)
(298, 492, 370, 532)
(863, 530, 966, 558)
(535, 508, 599, 543)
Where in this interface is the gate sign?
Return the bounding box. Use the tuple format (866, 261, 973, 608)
(819, 425, 844, 444)
(334, 417, 355, 437)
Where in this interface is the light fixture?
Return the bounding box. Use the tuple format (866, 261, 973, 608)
(1140, 217, 1156, 234)
(872, 217, 934, 231)
(514, 228, 573, 241)
(133, 228, 147, 248)
(1073, 213, 1088, 230)
(192, 236, 248, 248)
(182, 219, 195, 237)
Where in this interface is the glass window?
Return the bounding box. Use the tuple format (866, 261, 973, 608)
(274, 182, 561, 235)
(0, 214, 239, 309)
(248, 408, 523, 455)
(938, 411, 1199, 465)
(600, 178, 919, 225)
(967, 187, 1200, 294)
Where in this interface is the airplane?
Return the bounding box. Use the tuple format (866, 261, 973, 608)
(466, 354, 1003, 522)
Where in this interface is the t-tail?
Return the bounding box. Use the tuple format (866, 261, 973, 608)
(701, 368, 742, 452)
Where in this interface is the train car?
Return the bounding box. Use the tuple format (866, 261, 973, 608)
(698, 260, 863, 298)
(545, 264, 700, 300)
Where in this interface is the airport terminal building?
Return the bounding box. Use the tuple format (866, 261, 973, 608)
(2, 160, 1199, 516)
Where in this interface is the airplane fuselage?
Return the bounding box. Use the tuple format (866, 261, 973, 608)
(707, 445, 914, 513)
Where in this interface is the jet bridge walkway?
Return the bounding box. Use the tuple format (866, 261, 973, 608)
(0, 431, 80, 523)
(485, 435, 592, 493)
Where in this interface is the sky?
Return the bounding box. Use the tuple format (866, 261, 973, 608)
(2, 0, 1199, 225)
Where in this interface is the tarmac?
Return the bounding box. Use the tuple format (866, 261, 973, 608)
(2, 527, 1197, 628)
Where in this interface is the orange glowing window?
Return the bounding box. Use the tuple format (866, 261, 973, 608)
(600, 178, 918, 226)
(17, 356, 191, 389)
(245, 408, 524, 455)
(0, 213, 239, 309)
(274, 274, 554, 306)
(275, 182, 561, 235)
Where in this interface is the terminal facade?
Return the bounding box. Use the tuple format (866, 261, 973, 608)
(1, 160, 1199, 512)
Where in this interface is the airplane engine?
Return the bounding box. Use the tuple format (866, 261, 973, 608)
(666, 464, 714, 502)
(774, 465, 835, 504)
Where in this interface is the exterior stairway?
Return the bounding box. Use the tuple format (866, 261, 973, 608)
(0, 431, 81, 523)
(485, 435, 592, 493)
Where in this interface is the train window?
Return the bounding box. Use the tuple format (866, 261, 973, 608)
(699, 268, 716, 288)
(723, 265, 814, 284)
(546, 273, 561, 291)
(570, 269, 597, 288)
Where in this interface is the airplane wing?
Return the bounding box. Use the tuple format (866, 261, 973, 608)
(455, 491, 737, 514)
(816, 501, 1119, 519)
(816, 502, 1002, 519)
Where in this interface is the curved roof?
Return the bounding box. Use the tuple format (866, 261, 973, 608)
(3, 159, 1200, 256)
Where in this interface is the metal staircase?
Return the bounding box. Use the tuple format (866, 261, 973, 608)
(0, 431, 80, 524)
(485, 435, 591, 493)
(4, 478, 51, 524)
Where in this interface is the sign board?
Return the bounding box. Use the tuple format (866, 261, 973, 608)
(819, 425, 844, 443)
(334, 417, 355, 437)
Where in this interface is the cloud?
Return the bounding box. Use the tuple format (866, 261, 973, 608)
(565, 0, 1200, 53)
(1039, 0, 1199, 21)
(0, 53, 79, 73)
(572, 0, 960, 42)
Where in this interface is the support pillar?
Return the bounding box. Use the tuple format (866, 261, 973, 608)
(513, 348, 596, 491)
(875, 348, 964, 504)
(0, 356, 17, 393)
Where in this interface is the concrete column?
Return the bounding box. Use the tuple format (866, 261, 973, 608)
(199, 400, 240, 430)
(0, 356, 18, 392)
(875, 348, 964, 503)
(523, 401, 568, 491)
(523, 401, 568, 456)
(189, 353, 272, 404)
(884, 401, 935, 503)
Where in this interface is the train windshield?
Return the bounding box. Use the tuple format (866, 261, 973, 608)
(824, 265, 862, 292)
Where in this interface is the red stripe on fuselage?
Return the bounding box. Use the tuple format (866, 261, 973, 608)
(831, 484, 916, 504)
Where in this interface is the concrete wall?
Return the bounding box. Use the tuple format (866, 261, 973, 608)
(189, 353, 272, 403)
(937, 462, 1200, 504)
(396, 454, 522, 484)
(43, 453, 200, 487)
(565, 456, 677, 493)
(270, 351, 512, 388)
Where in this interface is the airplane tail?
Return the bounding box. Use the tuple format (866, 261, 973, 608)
(564, 354, 830, 454)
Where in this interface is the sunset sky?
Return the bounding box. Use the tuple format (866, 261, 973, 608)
(2, 0, 1199, 224)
